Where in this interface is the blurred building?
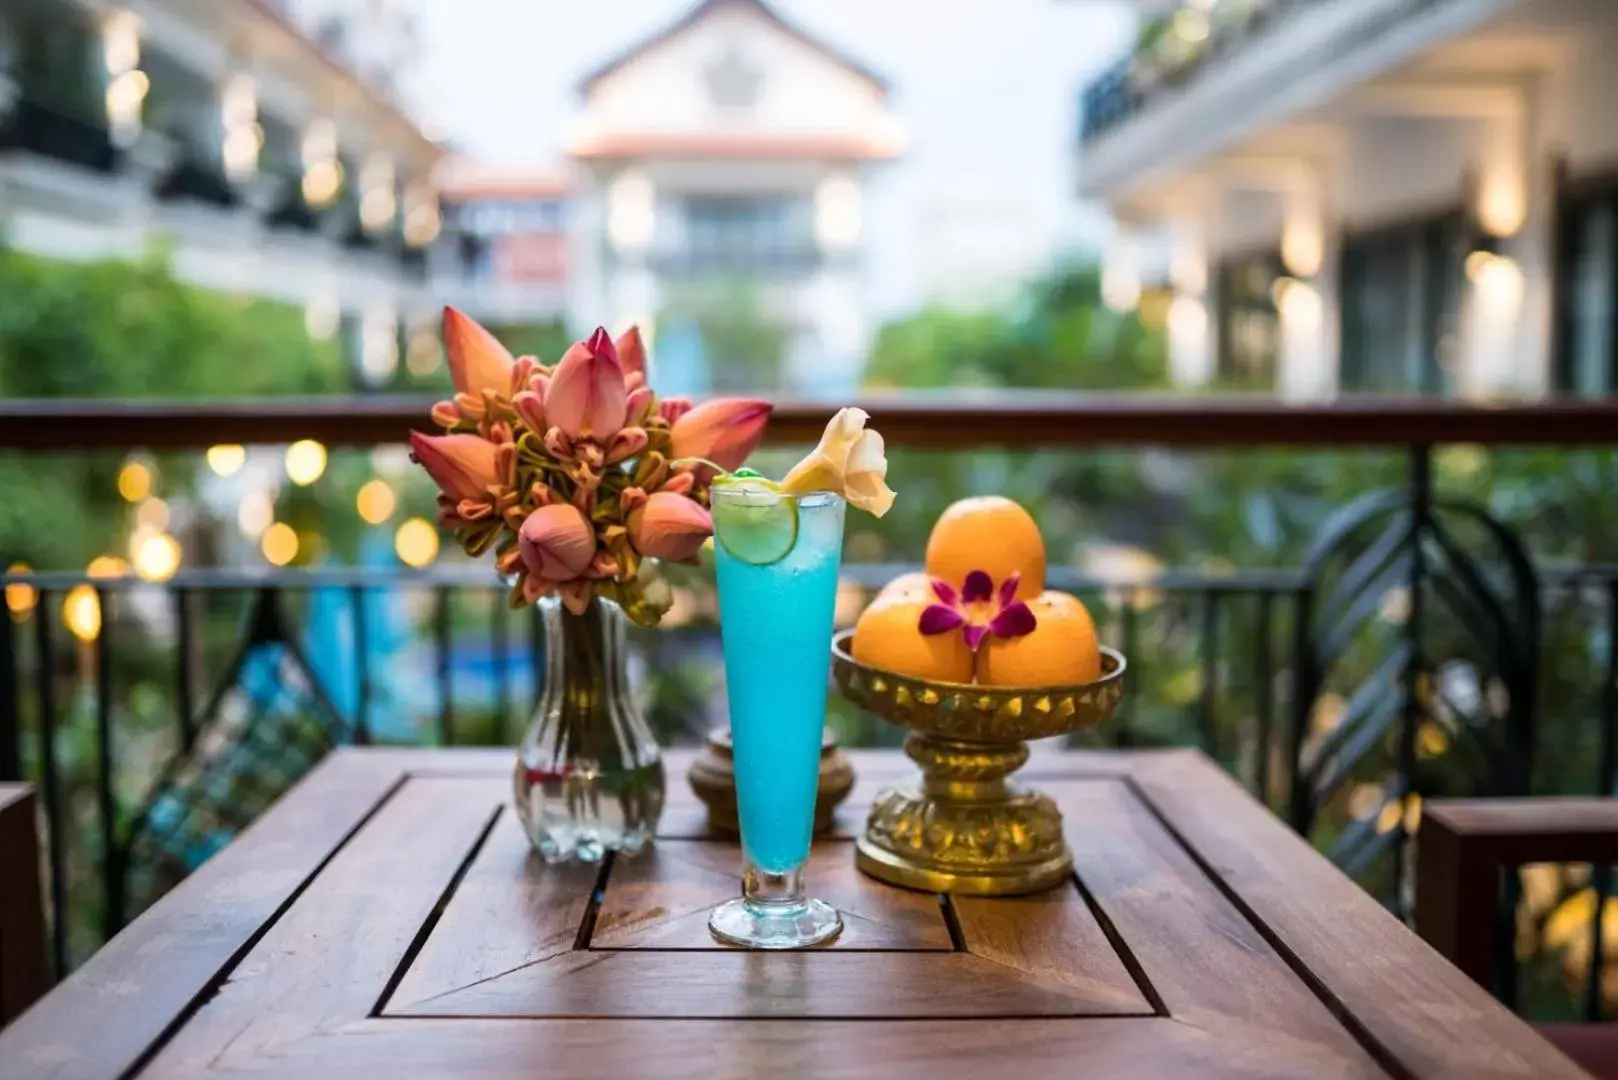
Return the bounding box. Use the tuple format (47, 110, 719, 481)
(1078, 0, 1618, 399)
(435, 161, 570, 330)
(0, 0, 443, 385)
(563, 0, 903, 394)
(280, 0, 420, 111)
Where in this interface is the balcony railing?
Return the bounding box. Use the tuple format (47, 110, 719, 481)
(0, 94, 118, 175)
(3, 396, 1618, 1017)
(1077, 0, 1455, 147)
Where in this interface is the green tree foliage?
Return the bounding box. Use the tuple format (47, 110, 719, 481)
(865, 263, 1169, 391)
(0, 247, 345, 567)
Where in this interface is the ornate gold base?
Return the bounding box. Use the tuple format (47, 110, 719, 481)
(830, 633, 1126, 897)
(856, 734, 1073, 896)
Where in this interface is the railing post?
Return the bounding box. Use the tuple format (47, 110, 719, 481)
(1393, 445, 1430, 913)
(1584, 581, 1618, 1021)
(33, 592, 67, 978)
(94, 586, 123, 936)
(1285, 584, 1315, 833)
(0, 603, 20, 782)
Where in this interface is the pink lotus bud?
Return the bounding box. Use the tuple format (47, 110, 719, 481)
(624, 386, 654, 426)
(627, 491, 712, 562)
(616, 326, 647, 380)
(670, 398, 772, 472)
(604, 427, 649, 465)
(512, 389, 546, 433)
(409, 431, 500, 503)
(546, 328, 627, 439)
(443, 307, 515, 400)
(659, 397, 693, 425)
(430, 400, 460, 429)
(518, 503, 597, 582)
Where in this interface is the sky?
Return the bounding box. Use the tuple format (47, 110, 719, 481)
(399, 0, 1135, 316)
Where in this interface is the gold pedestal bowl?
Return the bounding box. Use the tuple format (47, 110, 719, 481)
(831, 631, 1126, 896)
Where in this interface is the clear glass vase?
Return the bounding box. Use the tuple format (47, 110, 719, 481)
(513, 595, 665, 862)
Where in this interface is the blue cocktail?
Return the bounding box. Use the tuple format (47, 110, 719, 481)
(708, 484, 846, 948)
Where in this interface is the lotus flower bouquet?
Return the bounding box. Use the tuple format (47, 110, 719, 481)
(411, 307, 771, 627)
(411, 308, 771, 861)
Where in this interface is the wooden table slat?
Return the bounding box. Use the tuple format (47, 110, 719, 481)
(1131, 753, 1587, 1080)
(0, 750, 403, 1080)
(140, 777, 500, 1078)
(1064, 779, 1385, 1076)
(386, 806, 601, 1011)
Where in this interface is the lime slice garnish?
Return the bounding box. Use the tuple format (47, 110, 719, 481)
(712, 477, 798, 565)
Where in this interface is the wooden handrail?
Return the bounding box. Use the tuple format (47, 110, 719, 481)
(2, 394, 1618, 450)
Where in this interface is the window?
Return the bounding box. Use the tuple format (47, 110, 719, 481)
(679, 195, 814, 274)
(1554, 187, 1618, 396)
(1339, 213, 1467, 394)
(1215, 252, 1281, 388)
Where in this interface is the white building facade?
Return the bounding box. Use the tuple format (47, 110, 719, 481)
(1079, 0, 1618, 399)
(0, 0, 444, 385)
(563, 0, 901, 395)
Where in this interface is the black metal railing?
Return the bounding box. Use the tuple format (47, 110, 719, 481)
(0, 94, 117, 174)
(1077, 0, 1457, 147)
(3, 397, 1618, 1020)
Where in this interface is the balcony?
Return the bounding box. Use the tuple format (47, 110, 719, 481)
(0, 95, 117, 176)
(1076, 0, 1507, 197)
(4, 393, 1618, 1021)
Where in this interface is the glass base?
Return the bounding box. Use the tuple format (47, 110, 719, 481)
(708, 897, 843, 949)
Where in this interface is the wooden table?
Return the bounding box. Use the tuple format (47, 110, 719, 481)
(0, 748, 1586, 1079)
(0, 784, 47, 1027)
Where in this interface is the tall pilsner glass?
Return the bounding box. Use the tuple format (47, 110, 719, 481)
(708, 488, 845, 948)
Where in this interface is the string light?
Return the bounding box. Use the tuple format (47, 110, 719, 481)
(5, 562, 36, 619)
(356, 479, 397, 525)
(87, 555, 130, 579)
(117, 461, 152, 502)
(261, 522, 299, 567)
(284, 440, 327, 486)
(206, 444, 246, 477)
(394, 517, 439, 568)
(133, 532, 181, 581)
(63, 585, 101, 642)
(237, 492, 274, 540)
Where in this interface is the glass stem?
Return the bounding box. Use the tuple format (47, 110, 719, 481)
(743, 855, 807, 913)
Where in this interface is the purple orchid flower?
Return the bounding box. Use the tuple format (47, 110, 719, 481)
(918, 570, 1037, 652)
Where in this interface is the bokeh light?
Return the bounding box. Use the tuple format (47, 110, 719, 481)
(237, 492, 274, 540)
(134, 532, 182, 582)
(206, 444, 246, 476)
(285, 440, 328, 486)
(63, 584, 101, 642)
(137, 498, 170, 531)
(394, 517, 439, 568)
(261, 522, 299, 567)
(356, 479, 397, 525)
(5, 562, 36, 620)
(87, 555, 129, 579)
(117, 461, 152, 502)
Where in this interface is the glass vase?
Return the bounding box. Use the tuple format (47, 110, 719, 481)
(513, 595, 665, 862)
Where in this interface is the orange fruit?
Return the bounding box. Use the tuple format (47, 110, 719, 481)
(925, 496, 1045, 600)
(875, 571, 935, 604)
(851, 597, 974, 683)
(977, 590, 1101, 687)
